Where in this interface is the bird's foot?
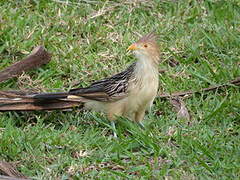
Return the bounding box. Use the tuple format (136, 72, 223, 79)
(138, 121, 145, 129)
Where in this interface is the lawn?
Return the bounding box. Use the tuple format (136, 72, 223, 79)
(0, 0, 239, 179)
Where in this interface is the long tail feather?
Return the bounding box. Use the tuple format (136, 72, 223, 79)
(31, 92, 68, 100)
(0, 99, 82, 111)
(0, 91, 84, 111)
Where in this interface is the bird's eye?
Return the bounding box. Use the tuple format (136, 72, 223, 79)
(143, 44, 148, 48)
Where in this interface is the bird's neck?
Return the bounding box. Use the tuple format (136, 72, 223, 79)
(134, 55, 159, 79)
(136, 54, 159, 69)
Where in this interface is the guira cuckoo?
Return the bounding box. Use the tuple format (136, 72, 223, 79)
(0, 32, 160, 130)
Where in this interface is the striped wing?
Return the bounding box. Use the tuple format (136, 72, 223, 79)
(69, 63, 136, 102)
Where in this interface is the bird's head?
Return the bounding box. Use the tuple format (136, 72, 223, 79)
(127, 31, 160, 64)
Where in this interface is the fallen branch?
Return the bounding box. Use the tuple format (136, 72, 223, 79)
(0, 176, 27, 180)
(0, 161, 28, 179)
(0, 46, 51, 83)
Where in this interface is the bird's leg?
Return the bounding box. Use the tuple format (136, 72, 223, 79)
(108, 113, 118, 138)
(135, 109, 146, 129)
(111, 121, 117, 138)
(138, 121, 145, 129)
(107, 106, 124, 138)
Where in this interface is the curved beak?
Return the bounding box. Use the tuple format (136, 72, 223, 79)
(127, 43, 138, 51)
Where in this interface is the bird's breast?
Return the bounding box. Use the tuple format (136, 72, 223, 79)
(127, 65, 159, 110)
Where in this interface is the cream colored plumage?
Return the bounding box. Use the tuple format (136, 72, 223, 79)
(82, 31, 160, 122)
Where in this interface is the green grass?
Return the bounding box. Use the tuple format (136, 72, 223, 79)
(0, 0, 239, 179)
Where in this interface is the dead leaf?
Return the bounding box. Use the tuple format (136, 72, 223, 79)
(66, 165, 78, 176)
(170, 97, 190, 121)
(71, 150, 90, 159)
(71, 161, 125, 174)
(166, 126, 176, 137)
(155, 109, 165, 116)
(168, 58, 180, 67)
(68, 125, 77, 131)
(149, 157, 172, 169)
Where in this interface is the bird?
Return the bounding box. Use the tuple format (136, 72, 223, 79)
(0, 31, 161, 134)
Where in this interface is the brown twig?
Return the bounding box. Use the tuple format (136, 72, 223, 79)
(158, 77, 240, 98)
(0, 46, 51, 83)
